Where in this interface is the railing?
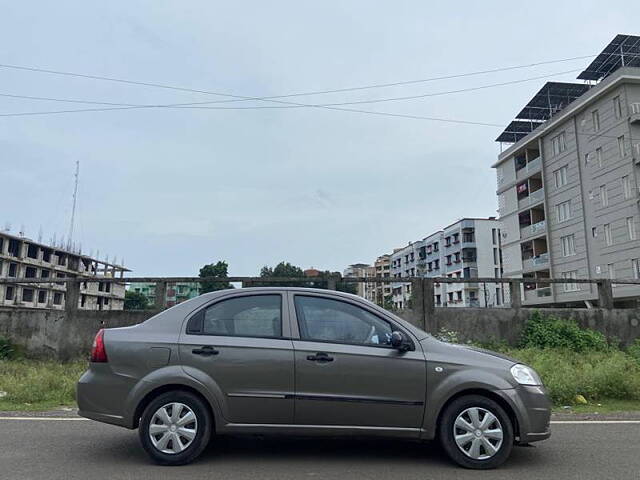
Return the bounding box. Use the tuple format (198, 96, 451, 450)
(533, 252, 549, 265)
(518, 188, 545, 209)
(0, 274, 635, 312)
(521, 219, 546, 238)
(516, 156, 542, 180)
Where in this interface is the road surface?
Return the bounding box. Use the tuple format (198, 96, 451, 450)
(0, 417, 638, 480)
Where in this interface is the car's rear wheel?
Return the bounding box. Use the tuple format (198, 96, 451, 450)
(139, 390, 212, 465)
(438, 394, 513, 469)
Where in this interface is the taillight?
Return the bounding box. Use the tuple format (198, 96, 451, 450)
(90, 329, 108, 363)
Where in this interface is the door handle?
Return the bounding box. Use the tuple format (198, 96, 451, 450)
(192, 346, 219, 356)
(306, 352, 334, 363)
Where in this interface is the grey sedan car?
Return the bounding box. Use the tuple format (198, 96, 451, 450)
(77, 287, 550, 469)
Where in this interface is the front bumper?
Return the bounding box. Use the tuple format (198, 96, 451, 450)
(502, 385, 551, 443)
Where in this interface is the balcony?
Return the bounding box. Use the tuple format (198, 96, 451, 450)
(516, 156, 542, 180)
(520, 219, 546, 239)
(524, 286, 552, 302)
(518, 188, 545, 209)
(631, 102, 640, 124)
(522, 252, 549, 271)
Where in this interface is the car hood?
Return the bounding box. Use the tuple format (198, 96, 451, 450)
(455, 344, 519, 364)
(421, 337, 519, 367)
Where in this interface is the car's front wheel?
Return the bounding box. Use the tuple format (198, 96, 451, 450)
(139, 390, 212, 465)
(438, 394, 514, 469)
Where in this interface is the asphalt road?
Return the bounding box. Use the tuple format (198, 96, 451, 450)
(0, 419, 638, 480)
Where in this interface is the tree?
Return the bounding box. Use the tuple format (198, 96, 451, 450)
(256, 261, 307, 287)
(199, 261, 233, 294)
(124, 290, 149, 310)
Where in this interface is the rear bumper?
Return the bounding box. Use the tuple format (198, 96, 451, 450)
(76, 365, 135, 429)
(502, 385, 551, 443)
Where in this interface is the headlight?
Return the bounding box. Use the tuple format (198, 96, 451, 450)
(510, 364, 542, 386)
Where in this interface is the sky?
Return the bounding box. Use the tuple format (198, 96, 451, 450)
(1, 1, 639, 276)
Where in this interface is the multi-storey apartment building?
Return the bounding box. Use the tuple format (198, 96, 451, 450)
(390, 243, 420, 309)
(363, 254, 392, 306)
(0, 231, 128, 310)
(440, 218, 504, 307)
(129, 282, 201, 308)
(389, 218, 503, 309)
(343, 263, 371, 298)
(494, 35, 640, 306)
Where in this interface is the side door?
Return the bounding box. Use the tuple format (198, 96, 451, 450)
(290, 292, 426, 429)
(179, 292, 294, 424)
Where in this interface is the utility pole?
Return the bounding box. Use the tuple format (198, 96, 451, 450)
(67, 161, 80, 251)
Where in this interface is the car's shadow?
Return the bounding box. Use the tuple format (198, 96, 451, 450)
(90, 428, 542, 472)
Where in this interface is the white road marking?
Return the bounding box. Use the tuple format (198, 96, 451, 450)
(0, 416, 89, 421)
(550, 420, 640, 424)
(0, 417, 638, 424)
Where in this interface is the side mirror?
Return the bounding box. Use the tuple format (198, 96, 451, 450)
(390, 331, 409, 351)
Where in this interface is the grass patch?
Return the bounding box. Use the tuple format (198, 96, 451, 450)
(0, 359, 86, 411)
(552, 398, 640, 414)
(499, 347, 640, 406)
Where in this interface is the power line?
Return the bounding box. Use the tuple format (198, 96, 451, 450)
(0, 54, 595, 105)
(0, 68, 582, 112)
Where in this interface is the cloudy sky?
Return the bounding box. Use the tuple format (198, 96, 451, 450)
(1, 1, 639, 276)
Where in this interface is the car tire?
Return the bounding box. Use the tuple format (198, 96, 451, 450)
(438, 394, 514, 469)
(138, 390, 212, 466)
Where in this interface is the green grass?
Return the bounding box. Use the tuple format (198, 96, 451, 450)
(1, 345, 640, 412)
(483, 346, 640, 406)
(552, 398, 640, 414)
(0, 359, 86, 411)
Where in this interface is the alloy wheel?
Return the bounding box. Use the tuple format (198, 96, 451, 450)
(149, 402, 198, 454)
(453, 407, 504, 460)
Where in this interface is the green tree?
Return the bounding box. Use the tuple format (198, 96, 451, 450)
(199, 261, 233, 294)
(124, 290, 149, 310)
(256, 261, 308, 287)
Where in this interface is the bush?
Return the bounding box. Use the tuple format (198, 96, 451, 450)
(628, 338, 640, 364)
(519, 311, 609, 352)
(505, 347, 640, 405)
(0, 337, 13, 360)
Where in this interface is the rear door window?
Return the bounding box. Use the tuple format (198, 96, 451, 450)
(190, 295, 282, 338)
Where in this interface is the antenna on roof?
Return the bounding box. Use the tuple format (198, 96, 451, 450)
(67, 160, 80, 251)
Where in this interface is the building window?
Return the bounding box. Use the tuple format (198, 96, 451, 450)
(5, 286, 15, 301)
(627, 216, 636, 240)
(22, 288, 34, 302)
(618, 135, 627, 157)
(561, 271, 579, 292)
(623, 175, 632, 199)
(592, 110, 600, 132)
(613, 95, 622, 119)
(600, 185, 608, 207)
(37, 290, 47, 304)
(8, 263, 17, 277)
(604, 223, 613, 246)
(492, 228, 497, 245)
(53, 292, 63, 305)
(608, 263, 615, 280)
(592, 226, 598, 238)
(554, 166, 568, 188)
(561, 234, 576, 256)
(596, 147, 603, 168)
(551, 132, 566, 156)
(25, 266, 37, 278)
(41, 269, 50, 279)
(556, 200, 571, 223)
(632, 259, 640, 279)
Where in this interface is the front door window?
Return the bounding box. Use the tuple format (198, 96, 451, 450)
(294, 295, 392, 346)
